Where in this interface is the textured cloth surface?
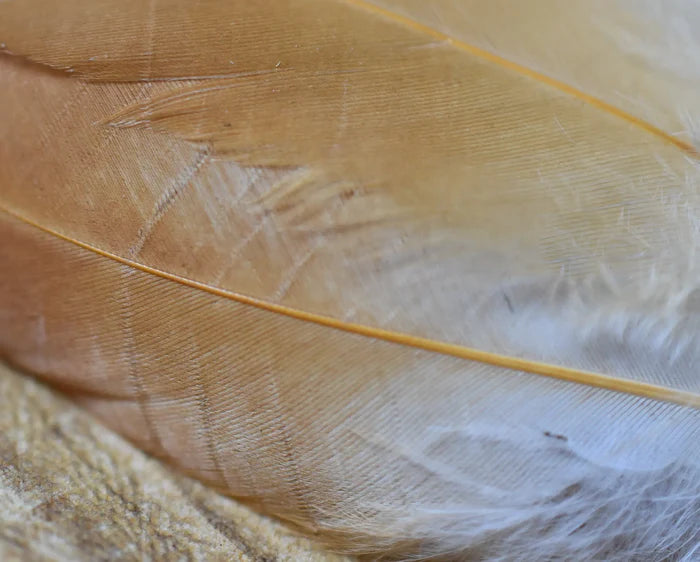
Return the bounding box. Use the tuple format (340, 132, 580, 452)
(0, 362, 348, 562)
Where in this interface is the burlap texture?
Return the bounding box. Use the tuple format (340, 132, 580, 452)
(0, 362, 349, 562)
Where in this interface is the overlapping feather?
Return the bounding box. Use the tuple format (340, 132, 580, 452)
(1, 1, 699, 559)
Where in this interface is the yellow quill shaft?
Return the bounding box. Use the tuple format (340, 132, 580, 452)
(3, 205, 700, 410)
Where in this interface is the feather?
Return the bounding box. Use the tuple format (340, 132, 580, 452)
(1, 1, 699, 559)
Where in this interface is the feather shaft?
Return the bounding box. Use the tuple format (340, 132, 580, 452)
(3, 204, 699, 410)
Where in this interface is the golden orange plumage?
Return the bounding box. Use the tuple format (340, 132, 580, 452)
(1, 1, 699, 559)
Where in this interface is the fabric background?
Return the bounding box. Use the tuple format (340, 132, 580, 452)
(0, 362, 348, 562)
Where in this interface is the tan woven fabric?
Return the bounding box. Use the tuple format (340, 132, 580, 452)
(0, 362, 349, 562)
